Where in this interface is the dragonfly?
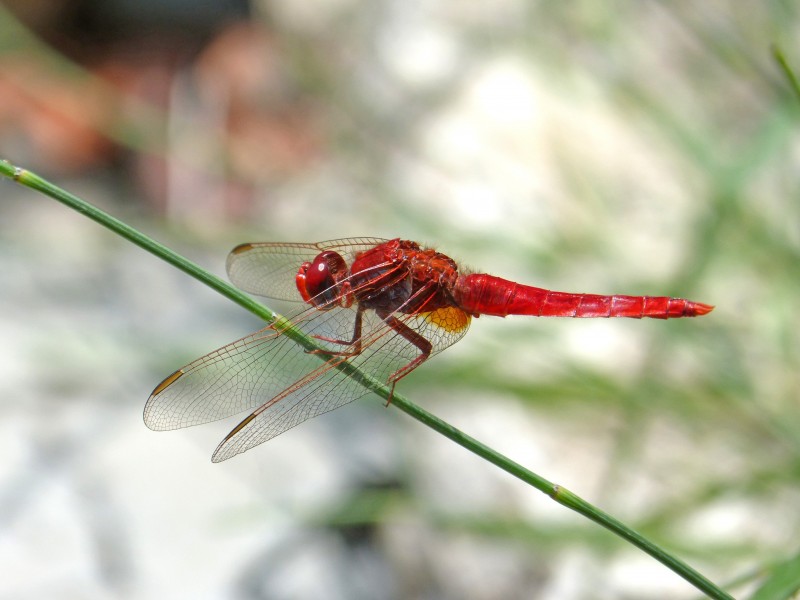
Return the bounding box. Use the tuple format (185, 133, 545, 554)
(144, 238, 713, 462)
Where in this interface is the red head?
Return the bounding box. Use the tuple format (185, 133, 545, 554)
(296, 251, 353, 309)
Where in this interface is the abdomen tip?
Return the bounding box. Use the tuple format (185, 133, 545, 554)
(689, 302, 714, 316)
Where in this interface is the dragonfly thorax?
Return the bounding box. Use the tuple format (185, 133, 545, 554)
(348, 239, 461, 316)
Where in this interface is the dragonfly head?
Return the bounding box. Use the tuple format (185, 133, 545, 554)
(296, 250, 352, 310)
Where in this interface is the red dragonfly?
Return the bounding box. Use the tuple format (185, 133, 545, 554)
(144, 238, 713, 462)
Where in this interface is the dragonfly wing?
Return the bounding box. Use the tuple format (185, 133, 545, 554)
(143, 325, 321, 430)
(226, 237, 389, 301)
(210, 356, 372, 462)
(146, 283, 473, 460)
(143, 304, 401, 455)
(209, 307, 472, 462)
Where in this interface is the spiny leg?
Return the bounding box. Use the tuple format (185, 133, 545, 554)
(307, 305, 365, 357)
(379, 313, 433, 405)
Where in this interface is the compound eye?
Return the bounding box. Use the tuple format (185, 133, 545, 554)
(303, 251, 348, 308)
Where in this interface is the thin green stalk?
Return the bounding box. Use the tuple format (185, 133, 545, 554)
(772, 44, 800, 105)
(1, 160, 734, 600)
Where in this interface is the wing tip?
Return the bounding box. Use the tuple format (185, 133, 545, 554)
(210, 442, 239, 463)
(150, 369, 184, 397)
(210, 413, 257, 462)
(143, 369, 185, 431)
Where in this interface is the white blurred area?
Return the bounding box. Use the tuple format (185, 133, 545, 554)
(1, 0, 799, 599)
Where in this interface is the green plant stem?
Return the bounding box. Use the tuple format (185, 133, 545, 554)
(772, 44, 800, 105)
(1, 160, 734, 600)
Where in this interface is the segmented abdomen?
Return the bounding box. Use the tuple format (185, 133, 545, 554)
(453, 274, 713, 319)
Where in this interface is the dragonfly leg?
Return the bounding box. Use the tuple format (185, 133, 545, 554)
(381, 314, 433, 405)
(306, 306, 364, 357)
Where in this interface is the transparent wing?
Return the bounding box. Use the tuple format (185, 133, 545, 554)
(144, 301, 471, 462)
(225, 237, 389, 301)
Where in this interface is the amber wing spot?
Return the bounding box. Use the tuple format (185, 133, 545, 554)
(423, 307, 471, 333)
(230, 242, 256, 255)
(150, 369, 184, 396)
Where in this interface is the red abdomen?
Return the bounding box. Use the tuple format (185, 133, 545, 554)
(453, 274, 713, 319)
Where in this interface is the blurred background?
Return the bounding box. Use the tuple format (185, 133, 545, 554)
(1, 1, 799, 598)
